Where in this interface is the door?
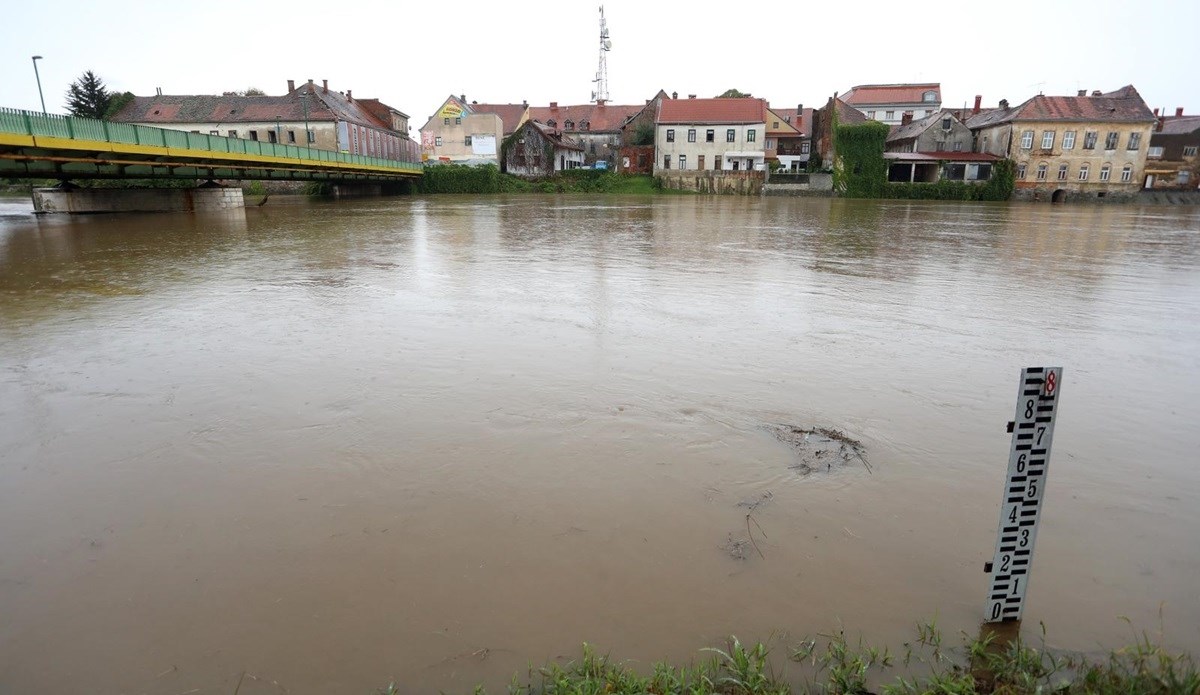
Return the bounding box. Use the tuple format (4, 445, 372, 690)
(559, 154, 564, 171)
(698, 155, 705, 170)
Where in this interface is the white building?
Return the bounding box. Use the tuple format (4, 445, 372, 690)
(840, 83, 942, 125)
(655, 97, 767, 172)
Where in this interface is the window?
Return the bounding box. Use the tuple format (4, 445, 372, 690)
(1078, 164, 1089, 181)
(746, 129, 756, 142)
(1105, 132, 1118, 150)
(1041, 131, 1055, 149)
(772, 121, 779, 129)
(547, 119, 557, 128)
(942, 117, 952, 130)
(1120, 164, 1132, 182)
(209, 129, 219, 136)
(663, 155, 671, 169)
(455, 117, 461, 125)
(765, 138, 775, 149)
(1083, 131, 1098, 149)
(1147, 146, 1164, 158)
(248, 130, 258, 141)
(953, 141, 962, 151)
(801, 142, 810, 154)
(1058, 163, 1069, 180)
(885, 110, 895, 120)
(1127, 132, 1141, 150)
(1179, 170, 1192, 185)
(666, 129, 675, 142)
(1063, 131, 1076, 149)
(1185, 146, 1198, 157)
(1036, 162, 1048, 180)
(726, 129, 735, 142)
(706, 129, 714, 142)
(679, 154, 687, 169)
(1017, 163, 1027, 179)
(687, 128, 696, 142)
(565, 120, 574, 130)
(464, 136, 472, 146)
(866, 110, 876, 119)
(434, 136, 442, 146)
(581, 121, 590, 131)
(287, 130, 296, 143)
(1099, 164, 1111, 181)
(923, 91, 937, 102)
(228, 130, 238, 138)
(443, 117, 450, 125)
(1020, 130, 1034, 149)
(268, 130, 278, 143)
(307, 130, 314, 143)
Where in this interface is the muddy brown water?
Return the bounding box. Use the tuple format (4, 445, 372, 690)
(1, 195, 1198, 693)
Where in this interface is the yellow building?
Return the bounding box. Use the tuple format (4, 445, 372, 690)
(418, 96, 529, 165)
(967, 86, 1156, 202)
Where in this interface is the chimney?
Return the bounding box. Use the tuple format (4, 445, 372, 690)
(522, 99, 527, 106)
(1157, 116, 1165, 132)
(1177, 107, 1185, 117)
(288, 79, 295, 92)
(322, 79, 328, 93)
(900, 111, 914, 126)
(550, 101, 558, 109)
(1091, 90, 1102, 96)
(1077, 89, 1087, 97)
(155, 86, 162, 96)
(346, 89, 352, 101)
(688, 94, 696, 99)
(671, 91, 678, 99)
(999, 98, 1009, 109)
(459, 94, 465, 102)
(1153, 108, 1159, 116)
(797, 103, 803, 114)
(973, 95, 982, 115)
(307, 78, 314, 93)
(645, 99, 650, 104)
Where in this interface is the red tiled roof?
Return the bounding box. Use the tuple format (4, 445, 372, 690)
(883, 151, 1002, 162)
(842, 83, 940, 106)
(657, 98, 766, 125)
(471, 103, 529, 135)
(770, 106, 815, 136)
(528, 102, 642, 133)
(528, 121, 584, 151)
(1158, 116, 1200, 135)
(968, 85, 1155, 127)
(111, 83, 407, 134)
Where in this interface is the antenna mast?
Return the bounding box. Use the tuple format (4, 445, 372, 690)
(592, 6, 611, 104)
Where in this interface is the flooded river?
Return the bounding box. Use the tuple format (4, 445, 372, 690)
(1, 194, 1198, 693)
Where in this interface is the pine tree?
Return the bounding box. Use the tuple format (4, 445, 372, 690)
(65, 71, 112, 119)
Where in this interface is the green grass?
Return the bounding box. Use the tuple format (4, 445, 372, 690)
(382, 621, 1198, 695)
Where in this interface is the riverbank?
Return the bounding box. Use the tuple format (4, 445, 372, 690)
(408, 624, 1197, 695)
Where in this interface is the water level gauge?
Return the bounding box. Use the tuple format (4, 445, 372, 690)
(984, 367, 1063, 623)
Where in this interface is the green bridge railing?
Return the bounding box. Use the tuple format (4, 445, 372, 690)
(0, 107, 423, 175)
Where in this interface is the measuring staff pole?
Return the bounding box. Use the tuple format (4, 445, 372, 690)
(983, 367, 1063, 624)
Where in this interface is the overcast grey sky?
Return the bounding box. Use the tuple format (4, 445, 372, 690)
(2, 0, 1197, 129)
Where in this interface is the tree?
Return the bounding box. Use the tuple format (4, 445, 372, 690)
(65, 71, 112, 119)
(223, 87, 266, 97)
(716, 88, 749, 98)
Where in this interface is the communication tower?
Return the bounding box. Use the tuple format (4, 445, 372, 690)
(591, 6, 611, 104)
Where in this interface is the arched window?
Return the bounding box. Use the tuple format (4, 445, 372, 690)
(1078, 164, 1089, 181)
(1099, 163, 1112, 181)
(1036, 162, 1048, 180)
(547, 119, 556, 128)
(923, 91, 937, 102)
(565, 120, 575, 130)
(1120, 164, 1133, 182)
(580, 120, 590, 131)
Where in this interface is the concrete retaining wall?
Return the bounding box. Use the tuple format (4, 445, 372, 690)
(763, 172, 834, 196)
(32, 187, 244, 214)
(657, 170, 764, 195)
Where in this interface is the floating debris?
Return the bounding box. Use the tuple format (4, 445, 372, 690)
(762, 425, 871, 475)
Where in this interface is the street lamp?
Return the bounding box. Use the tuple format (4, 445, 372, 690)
(31, 55, 46, 114)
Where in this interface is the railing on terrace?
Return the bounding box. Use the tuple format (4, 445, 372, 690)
(0, 107, 422, 174)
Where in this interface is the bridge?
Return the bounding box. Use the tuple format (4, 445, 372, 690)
(0, 107, 422, 183)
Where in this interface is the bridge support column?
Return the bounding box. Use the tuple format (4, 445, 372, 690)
(32, 186, 245, 214)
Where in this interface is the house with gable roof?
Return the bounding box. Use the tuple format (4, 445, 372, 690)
(884, 109, 1001, 183)
(841, 83, 942, 125)
(502, 120, 585, 177)
(1145, 108, 1200, 190)
(527, 101, 643, 166)
(967, 85, 1156, 201)
(654, 97, 767, 173)
(418, 95, 510, 165)
(111, 78, 417, 162)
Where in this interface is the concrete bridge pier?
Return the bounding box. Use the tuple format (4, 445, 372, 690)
(32, 185, 245, 214)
